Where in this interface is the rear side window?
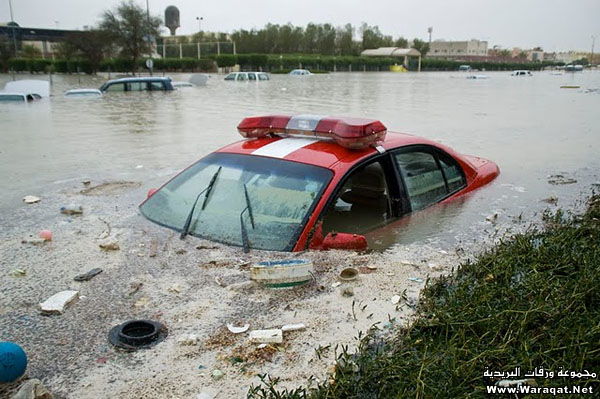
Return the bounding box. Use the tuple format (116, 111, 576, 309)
(237, 74, 248, 81)
(224, 73, 236, 81)
(149, 81, 164, 90)
(258, 73, 269, 80)
(248, 73, 256, 80)
(394, 149, 465, 211)
(127, 82, 146, 91)
(105, 83, 125, 92)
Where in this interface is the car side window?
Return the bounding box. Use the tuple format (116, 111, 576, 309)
(394, 151, 447, 211)
(438, 155, 466, 193)
(224, 73, 236, 81)
(149, 81, 164, 90)
(248, 73, 256, 80)
(105, 83, 125, 92)
(128, 82, 146, 91)
(321, 161, 391, 235)
(258, 73, 269, 80)
(237, 74, 248, 81)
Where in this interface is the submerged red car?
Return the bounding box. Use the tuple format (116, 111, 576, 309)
(140, 115, 499, 252)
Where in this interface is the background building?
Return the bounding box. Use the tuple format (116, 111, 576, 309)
(429, 39, 488, 58)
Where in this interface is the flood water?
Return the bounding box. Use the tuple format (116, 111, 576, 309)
(1, 70, 599, 251)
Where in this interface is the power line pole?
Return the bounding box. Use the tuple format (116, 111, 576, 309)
(591, 35, 596, 66)
(146, 0, 153, 76)
(8, 0, 18, 56)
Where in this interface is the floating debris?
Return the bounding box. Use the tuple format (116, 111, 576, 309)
(22, 195, 40, 204)
(211, 369, 224, 380)
(227, 323, 250, 334)
(99, 240, 120, 251)
(21, 237, 46, 246)
(60, 205, 83, 215)
(339, 267, 359, 281)
(250, 259, 313, 288)
(40, 290, 79, 315)
(547, 174, 577, 185)
(9, 269, 26, 277)
(74, 268, 103, 282)
(281, 323, 306, 332)
(249, 329, 283, 344)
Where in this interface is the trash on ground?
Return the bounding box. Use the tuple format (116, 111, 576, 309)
(38, 230, 52, 241)
(227, 323, 250, 334)
(11, 378, 53, 399)
(214, 276, 225, 287)
(108, 319, 168, 350)
(60, 205, 83, 215)
(281, 323, 306, 332)
(99, 240, 120, 251)
(391, 295, 401, 305)
(82, 180, 91, 186)
(226, 281, 256, 291)
(40, 290, 79, 315)
(249, 329, 283, 344)
(339, 267, 359, 281)
(177, 334, 200, 346)
(211, 369, 224, 380)
(168, 284, 182, 293)
(9, 269, 27, 277)
(148, 240, 159, 257)
(341, 286, 354, 297)
(486, 213, 498, 223)
(547, 174, 577, 185)
(0, 342, 27, 383)
(408, 277, 424, 283)
(541, 196, 558, 205)
(560, 85, 580, 89)
(127, 282, 143, 296)
(21, 237, 46, 246)
(367, 265, 377, 270)
(250, 259, 313, 288)
(331, 282, 341, 288)
(74, 268, 103, 282)
(22, 195, 40, 204)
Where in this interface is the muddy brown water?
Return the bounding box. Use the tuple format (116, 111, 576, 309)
(1, 71, 599, 248)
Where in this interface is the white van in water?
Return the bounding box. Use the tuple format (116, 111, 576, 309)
(224, 72, 270, 81)
(511, 70, 532, 76)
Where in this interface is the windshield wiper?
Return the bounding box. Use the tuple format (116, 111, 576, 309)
(180, 166, 222, 240)
(239, 183, 255, 253)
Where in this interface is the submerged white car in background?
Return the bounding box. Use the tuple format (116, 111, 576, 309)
(224, 72, 270, 81)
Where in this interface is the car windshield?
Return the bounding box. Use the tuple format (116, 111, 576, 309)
(140, 153, 332, 251)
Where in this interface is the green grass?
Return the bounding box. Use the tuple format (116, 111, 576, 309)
(248, 195, 600, 398)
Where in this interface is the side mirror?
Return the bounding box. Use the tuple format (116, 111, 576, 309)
(322, 232, 367, 251)
(147, 188, 157, 198)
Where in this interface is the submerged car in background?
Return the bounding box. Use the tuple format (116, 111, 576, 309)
(289, 69, 312, 76)
(65, 89, 102, 97)
(224, 72, 270, 81)
(511, 70, 532, 76)
(0, 93, 42, 102)
(99, 77, 175, 92)
(1, 80, 49, 103)
(140, 115, 499, 252)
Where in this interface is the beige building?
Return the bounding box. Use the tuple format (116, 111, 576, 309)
(429, 39, 488, 57)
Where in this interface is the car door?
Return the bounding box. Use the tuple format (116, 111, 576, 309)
(319, 154, 403, 237)
(391, 145, 467, 213)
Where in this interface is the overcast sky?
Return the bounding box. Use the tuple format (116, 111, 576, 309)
(2, 0, 598, 52)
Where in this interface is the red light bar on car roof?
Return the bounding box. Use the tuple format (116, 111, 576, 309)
(237, 114, 387, 150)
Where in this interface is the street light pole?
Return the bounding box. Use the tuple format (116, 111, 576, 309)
(145, 0, 153, 76)
(8, 0, 18, 56)
(196, 16, 203, 33)
(591, 35, 596, 66)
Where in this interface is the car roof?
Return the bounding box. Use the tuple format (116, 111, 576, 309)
(216, 132, 453, 170)
(103, 77, 171, 84)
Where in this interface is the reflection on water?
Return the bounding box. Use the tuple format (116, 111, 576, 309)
(1, 71, 599, 251)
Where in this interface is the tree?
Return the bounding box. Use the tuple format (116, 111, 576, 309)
(394, 36, 409, 48)
(62, 30, 113, 73)
(0, 35, 14, 72)
(21, 44, 42, 58)
(516, 51, 527, 59)
(99, 0, 162, 74)
(360, 23, 393, 50)
(411, 38, 430, 57)
(498, 49, 511, 57)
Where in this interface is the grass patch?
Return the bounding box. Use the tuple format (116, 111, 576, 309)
(248, 195, 600, 398)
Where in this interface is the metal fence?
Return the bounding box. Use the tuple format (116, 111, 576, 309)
(157, 41, 236, 59)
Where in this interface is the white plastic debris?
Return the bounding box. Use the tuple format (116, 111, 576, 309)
(331, 282, 341, 288)
(177, 334, 200, 346)
(249, 329, 283, 344)
(227, 323, 250, 334)
(391, 295, 401, 305)
(281, 323, 305, 332)
(40, 290, 79, 315)
(23, 195, 40, 204)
